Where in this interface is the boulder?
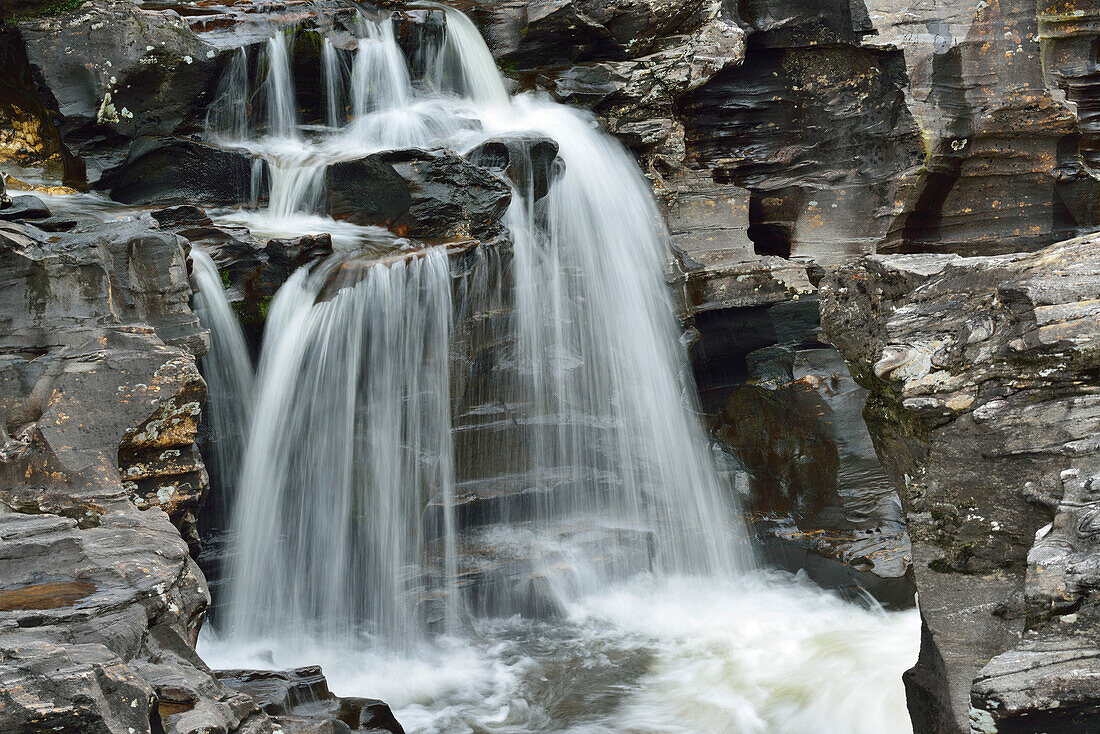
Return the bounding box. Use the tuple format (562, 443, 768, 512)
(0, 194, 49, 221)
(467, 136, 561, 202)
(326, 148, 511, 239)
(13, 0, 225, 165)
(98, 138, 259, 207)
(821, 233, 1100, 732)
(218, 667, 405, 733)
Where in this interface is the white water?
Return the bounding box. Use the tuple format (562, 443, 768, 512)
(226, 250, 457, 649)
(190, 249, 254, 522)
(201, 571, 918, 733)
(204, 6, 918, 731)
(323, 37, 347, 129)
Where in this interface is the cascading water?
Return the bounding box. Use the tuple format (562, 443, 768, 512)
(200, 8, 919, 733)
(263, 31, 299, 140)
(225, 250, 457, 650)
(190, 248, 254, 524)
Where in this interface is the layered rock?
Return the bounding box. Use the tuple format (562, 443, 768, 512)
(869, 0, 1100, 255)
(822, 235, 1100, 732)
(0, 210, 261, 733)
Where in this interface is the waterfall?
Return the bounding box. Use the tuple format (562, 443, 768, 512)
(435, 4, 509, 107)
(503, 104, 752, 586)
(350, 19, 412, 115)
(197, 11, 919, 731)
(218, 3, 749, 646)
(323, 38, 347, 129)
(226, 250, 457, 650)
(206, 47, 250, 141)
(263, 31, 299, 140)
(190, 248, 254, 524)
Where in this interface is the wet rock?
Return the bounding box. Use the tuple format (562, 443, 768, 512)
(468, 0, 715, 67)
(822, 233, 1100, 732)
(337, 697, 405, 734)
(97, 137, 259, 207)
(217, 666, 332, 715)
(218, 667, 405, 733)
(0, 194, 49, 221)
(326, 148, 511, 239)
(467, 136, 561, 201)
(153, 205, 333, 325)
(718, 382, 839, 518)
(543, 7, 745, 173)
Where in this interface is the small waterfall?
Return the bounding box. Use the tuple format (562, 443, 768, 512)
(266, 159, 325, 218)
(351, 19, 412, 115)
(502, 104, 753, 588)
(206, 47, 250, 141)
(322, 38, 347, 129)
(190, 248, 254, 523)
(263, 31, 299, 139)
(226, 250, 457, 650)
(435, 4, 509, 107)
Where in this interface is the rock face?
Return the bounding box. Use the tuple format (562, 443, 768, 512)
(821, 235, 1100, 732)
(0, 210, 266, 733)
(0, 27, 85, 187)
(13, 0, 224, 170)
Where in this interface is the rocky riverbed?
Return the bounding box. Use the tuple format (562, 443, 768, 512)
(1, 0, 1099, 732)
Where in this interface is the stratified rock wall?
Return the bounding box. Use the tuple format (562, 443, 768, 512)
(0, 212, 264, 734)
(822, 236, 1100, 733)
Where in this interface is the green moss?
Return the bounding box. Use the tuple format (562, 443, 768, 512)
(231, 295, 273, 325)
(7, 0, 87, 24)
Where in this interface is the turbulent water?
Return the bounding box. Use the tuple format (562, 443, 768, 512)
(196, 6, 919, 732)
(201, 571, 919, 734)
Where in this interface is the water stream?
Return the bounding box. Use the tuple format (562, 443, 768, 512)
(195, 6, 919, 732)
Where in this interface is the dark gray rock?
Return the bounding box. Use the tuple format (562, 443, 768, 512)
(97, 138, 259, 207)
(326, 148, 511, 239)
(467, 136, 561, 202)
(14, 0, 226, 167)
(218, 666, 405, 734)
(0, 194, 49, 221)
(821, 234, 1100, 733)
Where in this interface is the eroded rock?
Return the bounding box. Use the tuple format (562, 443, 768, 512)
(822, 233, 1100, 732)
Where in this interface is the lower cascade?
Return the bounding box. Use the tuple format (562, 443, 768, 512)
(195, 6, 919, 733)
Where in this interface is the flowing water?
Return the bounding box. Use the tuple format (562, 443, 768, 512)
(196, 6, 919, 731)
(190, 249, 255, 524)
